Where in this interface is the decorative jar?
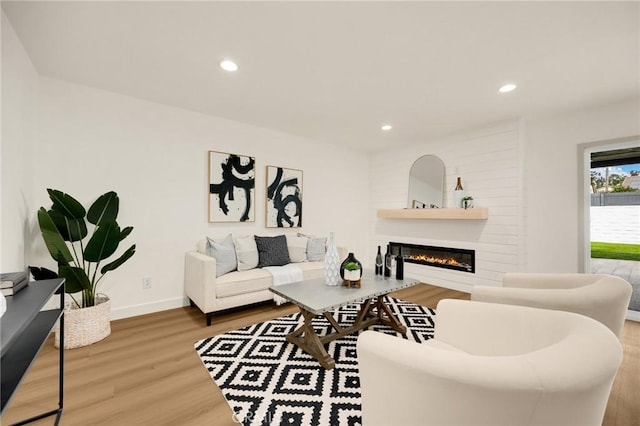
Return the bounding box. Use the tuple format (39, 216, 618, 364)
(324, 232, 341, 286)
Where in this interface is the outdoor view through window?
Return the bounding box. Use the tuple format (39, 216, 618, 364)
(590, 158, 640, 313)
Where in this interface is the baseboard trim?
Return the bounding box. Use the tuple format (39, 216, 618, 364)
(110, 297, 187, 321)
(626, 309, 640, 322)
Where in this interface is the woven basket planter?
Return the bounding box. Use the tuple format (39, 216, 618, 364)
(55, 294, 111, 349)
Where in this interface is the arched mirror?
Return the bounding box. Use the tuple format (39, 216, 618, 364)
(407, 155, 445, 208)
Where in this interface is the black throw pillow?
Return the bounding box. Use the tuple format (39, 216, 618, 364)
(254, 235, 291, 267)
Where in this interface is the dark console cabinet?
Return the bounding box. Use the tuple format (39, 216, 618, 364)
(1, 278, 64, 425)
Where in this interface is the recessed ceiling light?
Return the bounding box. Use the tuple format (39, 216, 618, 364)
(220, 59, 238, 72)
(498, 83, 517, 93)
(381, 124, 393, 131)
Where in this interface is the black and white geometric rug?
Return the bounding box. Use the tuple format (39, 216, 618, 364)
(194, 296, 435, 426)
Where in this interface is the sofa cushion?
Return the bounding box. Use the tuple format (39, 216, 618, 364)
(216, 268, 273, 298)
(306, 237, 327, 261)
(296, 261, 326, 280)
(286, 235, 308, 263)
(233, 235, 260, 271)
(205, 234, 237, 277)
(255, 235, 291, 267)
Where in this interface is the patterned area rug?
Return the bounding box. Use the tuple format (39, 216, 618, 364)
(194, 297, 435, 426)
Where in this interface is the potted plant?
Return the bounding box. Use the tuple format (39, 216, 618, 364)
(461, 196, 474, 209)
(343, 261, 362, 281)
(36, 189, 136, 348)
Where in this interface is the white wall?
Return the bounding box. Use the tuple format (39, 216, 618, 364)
(369, 121, 524, 292)
(1, 11, 39, 272)
(32, 77, 369, 319)
(525, 100, 640, 272)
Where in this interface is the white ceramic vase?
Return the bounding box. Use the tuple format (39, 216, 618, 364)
(454, 189, 465, 208)
(324, 232, 341, 286)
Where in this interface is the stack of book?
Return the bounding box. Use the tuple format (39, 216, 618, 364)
(1, 270, 29, 296)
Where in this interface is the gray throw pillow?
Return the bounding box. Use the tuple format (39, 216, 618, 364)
(233, 234, 260, 271)
(254, 235, 291, 267)
(206, 235, 237, 277)
(306, 237, 327, 261)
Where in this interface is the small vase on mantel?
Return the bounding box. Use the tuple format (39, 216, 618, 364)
(324, 232, 341, 286)
(453, 176, 465, 208)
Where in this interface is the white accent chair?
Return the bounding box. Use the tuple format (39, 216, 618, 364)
(357, 299, 622, 426)
(471, 273, 632, 337)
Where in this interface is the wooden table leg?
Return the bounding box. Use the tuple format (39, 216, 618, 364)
(287, 308, 336, 370)
(375, 297, 407, 334)
(285, 296, 406, 369)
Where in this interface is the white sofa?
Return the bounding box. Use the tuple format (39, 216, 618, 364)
(357, 299, 623, 426)
(471, 273, 632, 337)
(185, 237, 346, 325)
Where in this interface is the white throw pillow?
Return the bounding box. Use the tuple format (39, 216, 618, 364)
(205, 235, 237, 277)
(286, 235, 308, 263)
(233, 234, 259, 271)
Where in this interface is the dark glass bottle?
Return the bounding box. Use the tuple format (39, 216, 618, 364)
(384, 244, 392, 277)
(340, 252, 363, 280)
(395, 246, 404, 280)
(375, 246, 383, 275)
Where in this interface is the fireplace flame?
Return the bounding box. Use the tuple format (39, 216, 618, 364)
(408, 254, 460, 266)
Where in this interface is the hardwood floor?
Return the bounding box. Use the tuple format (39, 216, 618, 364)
(2, 284, 638, 426)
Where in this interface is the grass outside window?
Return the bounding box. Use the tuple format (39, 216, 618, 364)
(591, 242, 640, 261)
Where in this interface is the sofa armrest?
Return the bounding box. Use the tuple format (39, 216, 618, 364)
(185, 250, 218, 312)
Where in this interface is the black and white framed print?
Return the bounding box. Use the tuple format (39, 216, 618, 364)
(208, 151, 255, 222)
(266, 166, 303, 228)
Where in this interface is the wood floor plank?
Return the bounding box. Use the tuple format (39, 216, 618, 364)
(2, 284, 637, 425)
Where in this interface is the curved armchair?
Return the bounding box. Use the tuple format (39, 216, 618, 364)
(357, 299, 622, 426)
(471, 273, 632, 337)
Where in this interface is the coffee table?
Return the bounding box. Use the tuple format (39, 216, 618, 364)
(269, 272, 419, 370)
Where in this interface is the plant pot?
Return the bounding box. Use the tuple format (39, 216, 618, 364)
(339, 252, 363, 279)
(344, 269, 361, 281)
(55, 294, 111, 349)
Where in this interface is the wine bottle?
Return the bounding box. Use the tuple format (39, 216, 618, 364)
(384, 244, 392, 277)
(375, 246, 383, 275)
(395, 246, 404, 280)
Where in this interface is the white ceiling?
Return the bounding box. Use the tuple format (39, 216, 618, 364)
(3, 1, 639, 152)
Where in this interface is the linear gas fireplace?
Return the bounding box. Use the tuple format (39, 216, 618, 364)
(389, 242, 475, 274)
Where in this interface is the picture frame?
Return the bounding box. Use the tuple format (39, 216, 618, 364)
(208, 151, 255, 222)
(265, 166, 303, 228)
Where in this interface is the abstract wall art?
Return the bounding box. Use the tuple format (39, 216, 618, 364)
(266, 166, 303, 228)
(208, 151, 255, 222)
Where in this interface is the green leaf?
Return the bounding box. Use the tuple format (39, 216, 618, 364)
(59, 266, 91, 294)
(48, 209, 87, 242)
(119, 226, 133, 241)
(101, 245, 136, 274)
(87, 191, 119, 226)
(37, 208, 73, 265)
(84, 221, 120, 262)
(48, 189, 86, 220)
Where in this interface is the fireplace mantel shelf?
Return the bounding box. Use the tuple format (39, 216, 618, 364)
(377, 207, 489, 220)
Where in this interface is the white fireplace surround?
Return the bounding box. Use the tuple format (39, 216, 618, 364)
(370, 122, 524, 293)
